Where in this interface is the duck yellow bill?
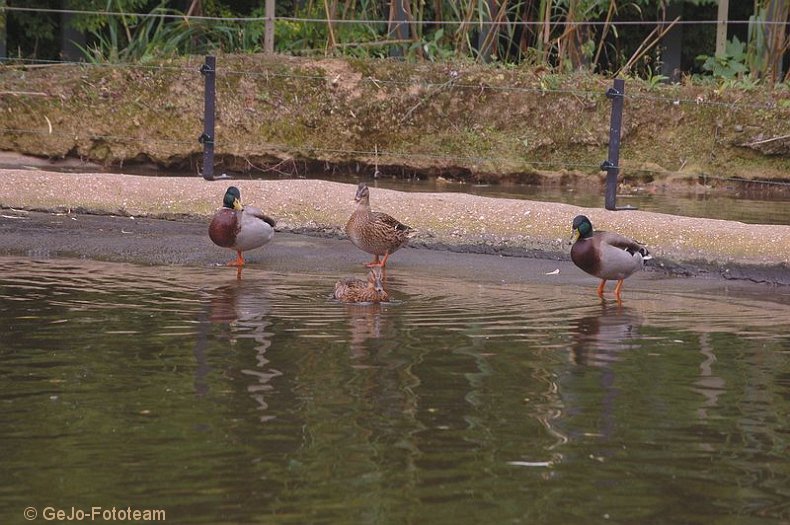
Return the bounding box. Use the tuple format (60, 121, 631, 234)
(233, 198, 243, 211)
(570, 229, 580, 244)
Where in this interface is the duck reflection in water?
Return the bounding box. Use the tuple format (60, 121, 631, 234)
(340, 302, 398, 360)
(562, 304, 645, 446)
(194, 278, 280, 421)
(570, 303, 644, 367)
(333, 267, 397, 358)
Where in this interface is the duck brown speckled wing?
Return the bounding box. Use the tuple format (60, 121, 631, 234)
(347, 210, 413, 256)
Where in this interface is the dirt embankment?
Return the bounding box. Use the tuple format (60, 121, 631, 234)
(0, 55, 789, 191)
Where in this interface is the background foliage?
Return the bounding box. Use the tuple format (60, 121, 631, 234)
(2, 0, 788, 83)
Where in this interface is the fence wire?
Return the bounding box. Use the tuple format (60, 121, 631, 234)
(1, 53, 787, 186)
(4, 122, 788, 188)
(3, 6, 787, 27)
(0, 125, 604, 172)
(2, 56, 784, 111)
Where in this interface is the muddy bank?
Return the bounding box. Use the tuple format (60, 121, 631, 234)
(0, 169, 787, 285)
(1, 55, 789, 190)
(1, 210, 788, 290)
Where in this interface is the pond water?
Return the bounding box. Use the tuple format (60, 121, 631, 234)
(188, 170, 790, 226)
(1, 257, 789, 524)
(362, 177, 790, 226)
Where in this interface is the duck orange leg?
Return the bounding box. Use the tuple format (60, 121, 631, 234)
(613, 279, 625, 302)
(227, 250, 245, 267)
(596, 280, 607, 298)
(378, 251, 392, 269)
(365, 254, 381, 268)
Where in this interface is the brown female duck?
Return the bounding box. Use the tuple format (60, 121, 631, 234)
(345, 182, 413, 268)
(333, 267, 390, 303)
(570, 215, 651, 302)
(209, 186, 276, 267)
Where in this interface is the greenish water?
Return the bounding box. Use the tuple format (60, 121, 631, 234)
(1, 257, 789, 524)
(339, 177, 790, 226)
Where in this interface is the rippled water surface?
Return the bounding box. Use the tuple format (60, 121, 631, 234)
(1, 257, 789, 524)
(355, 177, 790, 226)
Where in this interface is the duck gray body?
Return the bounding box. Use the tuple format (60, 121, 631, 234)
(570, 215, 651, 301)
(209, 186, 275, 267)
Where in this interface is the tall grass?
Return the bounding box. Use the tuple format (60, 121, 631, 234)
(64, 0, 787, 82)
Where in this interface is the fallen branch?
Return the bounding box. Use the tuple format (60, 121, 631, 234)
(616, 16, 681, 78)
(0, 91, 50, 97)
(741, 134, 790, 147)
(399, 75, 460, 125)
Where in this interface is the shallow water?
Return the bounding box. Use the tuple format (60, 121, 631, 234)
(1, 257, 789, 524)
(349, 176, 790, 226)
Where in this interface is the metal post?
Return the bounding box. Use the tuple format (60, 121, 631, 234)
(264, 0, 275, 55)
(477, 0, 499, 62)
(766, 0, 787, 81)
(199, 55, 216, 181)
(0, 0, 7, 59)
(715, 0, 729, 58)
(388, 0, 409, 58)
(60, 0, 86, 61)
(602, 78, 634, 211)
(660, 2, 683, 83)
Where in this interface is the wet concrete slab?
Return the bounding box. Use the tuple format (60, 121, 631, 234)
(1, 211, 788, 301)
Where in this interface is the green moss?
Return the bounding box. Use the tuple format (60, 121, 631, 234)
(1, 54, 788, 184)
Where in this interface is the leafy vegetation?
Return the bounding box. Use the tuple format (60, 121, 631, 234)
(1, 0, 788, 85)
(697, 36, 750, 80)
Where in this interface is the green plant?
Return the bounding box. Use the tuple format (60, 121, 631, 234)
(408, 29, 455, 62)
(697, 36, 749, 80)
(644, 65, 669, 89)
(76, 4, 198, 63)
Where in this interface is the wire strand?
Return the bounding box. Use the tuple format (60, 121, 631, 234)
(0, 126, 600, 170)
(3, 6, 788, 27)
(2, 55, 785, 111)
(2, 125, 788, 187)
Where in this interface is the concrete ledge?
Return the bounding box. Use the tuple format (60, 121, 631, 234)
(0, 169, 788, 285)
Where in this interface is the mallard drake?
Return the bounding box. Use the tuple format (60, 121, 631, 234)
(333, 267, 390, 303)
(345, 182, 414, 268)
(570, 215, 651, 302)
(209, 186, 276, 267)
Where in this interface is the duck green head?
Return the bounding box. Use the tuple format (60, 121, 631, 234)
(571, 215, 593, 242)
(223, 186, 242, 210)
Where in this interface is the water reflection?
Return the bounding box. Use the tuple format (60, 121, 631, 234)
(196, 277, 280, 421)
(337, 302, 398, 360)
(694, 333, 724, 422)
(2, 257, 790, 523)
(569, 304, 643, 367)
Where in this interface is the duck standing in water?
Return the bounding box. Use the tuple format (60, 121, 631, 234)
(209, 186, 276, 268)
(334, 267, 390, 303)
(570, 215, 651, 302)
(345, 182, 414, 268)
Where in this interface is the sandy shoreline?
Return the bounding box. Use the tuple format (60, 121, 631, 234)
(0, 168, 788, 285)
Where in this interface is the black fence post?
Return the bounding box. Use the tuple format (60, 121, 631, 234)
(199, 55, 216, 181)
(602, 78, 635, 211)
(388, 0, 409, 58)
